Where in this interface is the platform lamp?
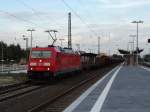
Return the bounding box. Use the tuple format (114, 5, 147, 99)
(131, 20, 143, 65)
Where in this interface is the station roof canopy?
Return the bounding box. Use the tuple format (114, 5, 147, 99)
(118, 49, 130, 54)
(81, 53, 97, 57)
(118, 49, 144, 55)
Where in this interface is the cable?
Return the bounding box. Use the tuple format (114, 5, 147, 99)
(15, 0, 65, 29)
(61, 0, 97, 36)
(0, 10, 35, 25)
(76, 0, 98, 27)
(0, 10, 49, 29)
(15, 0, 43, 20)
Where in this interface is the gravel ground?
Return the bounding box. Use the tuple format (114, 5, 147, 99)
(0, 74, 27, 86)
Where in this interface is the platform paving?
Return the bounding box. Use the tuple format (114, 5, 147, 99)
(63, 65, 150, 112)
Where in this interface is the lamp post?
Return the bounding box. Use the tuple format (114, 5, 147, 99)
(131, 20, 143, 65)
(27, 29, 35, 49)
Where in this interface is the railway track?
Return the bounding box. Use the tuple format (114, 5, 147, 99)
(0, 80, 29, 91)
(0, 64, 118, 112)
(28, 69, 108, 112)
(0, 82, 46, 102)
(0, 81, 31, 95)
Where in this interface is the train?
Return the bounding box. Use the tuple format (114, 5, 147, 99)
(27, 45, 123, 79)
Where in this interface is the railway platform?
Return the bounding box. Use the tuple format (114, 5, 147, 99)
(63, 64, 150, 112)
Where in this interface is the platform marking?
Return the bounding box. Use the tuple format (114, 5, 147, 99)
(90, 64, 122, 112)
(63, 65, 120, 112)
(140, 66, 150, 72)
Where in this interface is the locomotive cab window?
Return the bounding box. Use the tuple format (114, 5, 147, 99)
(31, 50, 51, 58)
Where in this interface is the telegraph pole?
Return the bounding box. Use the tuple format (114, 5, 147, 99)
(132, 21, 143, 65)
(27, 29, 35, 49)
(68, 12, 72, 49)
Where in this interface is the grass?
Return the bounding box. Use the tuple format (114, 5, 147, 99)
(0, 73, 28, 86)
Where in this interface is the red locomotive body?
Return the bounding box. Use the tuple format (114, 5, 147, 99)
(27, 46, 81, 79)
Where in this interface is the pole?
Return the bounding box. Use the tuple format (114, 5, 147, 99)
(23, 35, 28, 50)
(26, 38, 28, 62)
(98, 37, 100, 54)
(136, 23, 139, 65)
(116, 44, 118, 55)
(108, 33, 110, 56)
(131, 20, 143, 65)
(27, 29, 35, 50)
(68, 12, 72, 48)
(60, 40, 62, 47)
(127, 42, 129, 51)
(76, 44, 80, 51)
(59, 39, 65, 47)
(31, 31, 32, 49)
(26, 38, 28, 50)
(1, 42, 3, 72)
(129, 34, 136, 62)
(132, 37, 134, 53)
(23, 35, 29, 62)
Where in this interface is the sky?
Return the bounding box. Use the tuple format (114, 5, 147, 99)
(0, 0, 150, 55)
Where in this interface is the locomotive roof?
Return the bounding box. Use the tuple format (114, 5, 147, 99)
(81, 53, 97, 57)
(32, 46, 79, 55)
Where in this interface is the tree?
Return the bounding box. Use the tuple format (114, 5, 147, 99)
(0, 41, 28, 63)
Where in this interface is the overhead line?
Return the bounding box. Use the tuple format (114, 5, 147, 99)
(0, 10, 35, 25)
(76, 0, 98, 29)
(61, 0, 84, 23)
(16, 0, 65, 30)
(15, 0, 43, 20)
(61, 0, 97, 36)
(0, 10, 50, 30)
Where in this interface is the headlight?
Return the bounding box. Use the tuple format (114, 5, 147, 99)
(30, 62, 37, 66)
(43, 62, 50, 66)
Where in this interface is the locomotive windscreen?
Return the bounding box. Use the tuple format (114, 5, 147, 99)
(31, 50, 51, 58)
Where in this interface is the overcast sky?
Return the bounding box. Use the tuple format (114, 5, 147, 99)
(0, 0, 150, 55)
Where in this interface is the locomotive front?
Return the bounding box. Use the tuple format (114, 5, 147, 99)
(27, 47, 55, 79)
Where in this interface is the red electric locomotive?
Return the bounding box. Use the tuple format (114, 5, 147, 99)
(27, 46, 81, 79)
